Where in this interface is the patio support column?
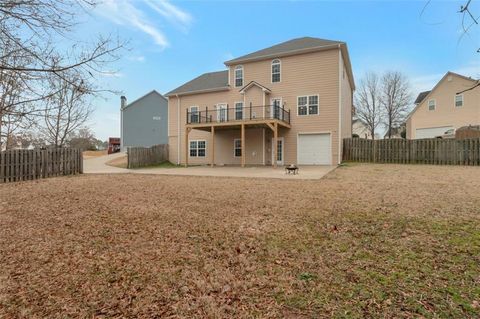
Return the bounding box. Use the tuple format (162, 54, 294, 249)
(184, 127, 191, 167)
(241, 124, 246, 167)
(211, 126, 215, 167)
(273, 122, 278, 168)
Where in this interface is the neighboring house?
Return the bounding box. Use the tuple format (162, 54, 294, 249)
(406, 72, 480, 139)
(383, 123, 406, 139)
(352, 118, 373, 139)
(120, 90, 168, 151)
(165, 37, 355, 166)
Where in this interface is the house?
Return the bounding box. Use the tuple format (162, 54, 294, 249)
(165, 37, 355, 167)
(383, 123, 406, 139)
(120, 90, 168, 151)
(406, 72, 480, 139)
(352, 118, 373, 139)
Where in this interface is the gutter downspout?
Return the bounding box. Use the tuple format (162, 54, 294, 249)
(176, 94, 181, 165)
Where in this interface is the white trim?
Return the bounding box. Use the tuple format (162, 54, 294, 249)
(296, 95, 319, 116)
(233, 138, 242, 157)
(454, 94, 464, 108)
(188, 139, 207, 158)
(428, 99, 436, 111)
(234, 65, 244, 88)
(234, 101, 244, 120)
(271, 59, 281, 83)
(271, 137, 284, 166)
(338, 49, 342, 165)
(296, 131, 333, 165)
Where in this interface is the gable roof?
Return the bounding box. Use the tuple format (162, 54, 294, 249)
(239, 81, 271, 94)
(225, 36, 355, 90)
(224, 37, 342, 65)
(414, 91, 431, 104)
(406, 71, 478, 120)
(165, 70, 229, 97)
(122, 90, 166, 110)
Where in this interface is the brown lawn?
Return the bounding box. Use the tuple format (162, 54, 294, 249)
(0, 164, 479, 318)
(82, 150, 108, 159)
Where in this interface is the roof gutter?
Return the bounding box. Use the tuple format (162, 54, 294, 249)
(166, 86, 230, 98)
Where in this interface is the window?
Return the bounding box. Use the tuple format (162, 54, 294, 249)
(297, 95, 319, 115)
(234, 139, 242, 157)
(455, 94, 463, 107)
(308, 95, 319, 115)
(189, 140, 206, 157)
(189, 106, 199, 123)
(272, 59, 281, 83)
(428, 99, 435, 111)
(234, 66, 243, 87)
(235, 102, 243, 120)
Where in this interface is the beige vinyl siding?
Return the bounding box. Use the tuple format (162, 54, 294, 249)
(168, 48, 347, 165)
(407, 74, 480, 139)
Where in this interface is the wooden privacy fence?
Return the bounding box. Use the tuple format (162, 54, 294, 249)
(0, 148, 83, 183)
(127, 144, 168, 169)
(343, 138, 480, 165)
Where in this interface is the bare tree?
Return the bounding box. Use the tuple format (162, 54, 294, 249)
(0, 39, 37, 150)
(0, 0, 124, 133)
(354, 72, 383, 140)
(380, 71, 412, 138)
(39, 72, 93, 147)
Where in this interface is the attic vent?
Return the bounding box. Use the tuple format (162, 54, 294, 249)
(447, 75, 452, 82)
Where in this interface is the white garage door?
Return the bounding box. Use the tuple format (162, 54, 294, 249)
(415, 126, 453, 139)
(297, 133, 331, 165)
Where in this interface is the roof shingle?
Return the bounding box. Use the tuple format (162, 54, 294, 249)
(166, 70, 229, 96)
(224, 37, 343, 65)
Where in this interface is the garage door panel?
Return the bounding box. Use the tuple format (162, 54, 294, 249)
(415, 126, 453, 139)
(298, 133, 331, 165)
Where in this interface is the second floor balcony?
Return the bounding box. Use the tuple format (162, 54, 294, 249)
(186, 104, 291, 126)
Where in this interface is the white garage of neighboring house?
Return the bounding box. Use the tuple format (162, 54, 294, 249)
(297, 133, 332, 165)
(415, 126, 454, 139)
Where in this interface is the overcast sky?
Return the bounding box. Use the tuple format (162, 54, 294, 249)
(79, 0, 480, 141)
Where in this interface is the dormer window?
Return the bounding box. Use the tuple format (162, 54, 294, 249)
(234, 66, 243, 87)
(272, 59, 281, 83)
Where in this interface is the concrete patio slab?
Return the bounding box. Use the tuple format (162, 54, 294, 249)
(135, 165, 336, 180)
(83, 153, 336, 179)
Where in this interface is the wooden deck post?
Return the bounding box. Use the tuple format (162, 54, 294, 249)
(273, 122, 278, 168)
(241, 124, 246, 167)
(184, 127, 191, 167)
(211, 126, 215, 167)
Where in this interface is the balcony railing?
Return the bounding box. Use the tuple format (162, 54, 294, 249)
(186, 104, 290, 125)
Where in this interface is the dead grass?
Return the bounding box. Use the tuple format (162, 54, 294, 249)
(0, 164, 479, 318)
(105, 154, 127, 168)
(82, 150, 108, 159)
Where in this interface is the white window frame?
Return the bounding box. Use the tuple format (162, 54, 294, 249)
(271, 59, 281, 83)
(189, 140, 206, 157)
(428, 99, 436, 111)
(234, 101, 244, 120)
(297, 95, 319, 116)
(234, 65, 243, 88)
(455, 94, 463, 108)
(189, 106, 199, 123)
(233, 138, 242, 157)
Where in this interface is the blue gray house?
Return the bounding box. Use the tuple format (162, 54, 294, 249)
(120, 90, 168, 151)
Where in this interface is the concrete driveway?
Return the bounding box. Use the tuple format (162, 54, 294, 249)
(83, 153, 336, 180)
